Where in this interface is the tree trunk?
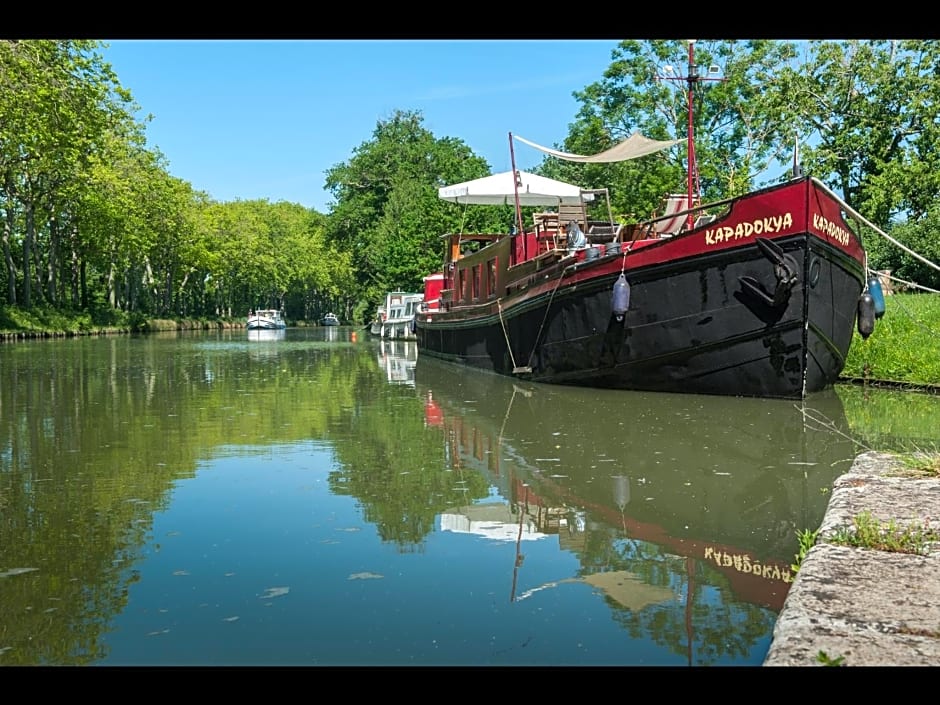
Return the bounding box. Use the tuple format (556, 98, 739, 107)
(70, 223, 80, 308)
(80, 257, 87, 309)
(23, 199, 33, 307)
(46, 216, 58, 305)
(2, 201, 17, 306)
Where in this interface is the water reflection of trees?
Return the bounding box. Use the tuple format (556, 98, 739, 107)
(327, 383, 491, 550)
(0, 333, 412, 664)
(572, 528, 775, 665)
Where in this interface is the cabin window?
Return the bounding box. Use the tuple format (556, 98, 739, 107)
(487, 258, 497, 297)
(472, 264, 482, 301)
(458, 269, 467, 303)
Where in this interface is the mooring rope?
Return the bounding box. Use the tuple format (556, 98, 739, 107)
(520, 261, 575, 372)
(497, 298, 524, 372)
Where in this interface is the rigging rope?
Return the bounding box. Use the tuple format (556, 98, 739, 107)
(876, 270, 940, 295)
(812, 178, 940, 280)
(522, 261, 576, 372)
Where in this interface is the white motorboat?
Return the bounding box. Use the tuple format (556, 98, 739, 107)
(246, 308, 286, 330)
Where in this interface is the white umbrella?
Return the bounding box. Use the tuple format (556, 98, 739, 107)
(438, 170, 593, 207)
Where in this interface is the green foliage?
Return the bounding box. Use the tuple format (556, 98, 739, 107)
(894, 452, 940, 478)
(323, 109, 493, 315)
(830, 510, 940, 555)
(543, 40, 801, 220)
(126, 310, 149, 332)
(775, 40, 940, 228)
(0, 305, 33, 331)
(791, 528, 819, 574)
(869, 209, 940, 292)
(0, 304, 129, 334)
(4, 39, 940, 329)
(816, 650, 846, 666)
(0, 39, 141, 309)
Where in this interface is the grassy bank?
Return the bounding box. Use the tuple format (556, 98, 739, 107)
(841, 292, 940, 390)
(0, 304, 243, 340)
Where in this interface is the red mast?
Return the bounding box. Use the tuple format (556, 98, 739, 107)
(685, 41, 697, 228)
(508, 132, 525, 239)
(659, 40, 724, 228)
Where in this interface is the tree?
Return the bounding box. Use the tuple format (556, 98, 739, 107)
(323, 109, 494, 319)
(0, 39, 136, 308)
(272, 201, 354, 322)
(537, 40, 801, 221)
(869, 209, 940, 292)
(773, 40, 940, 228)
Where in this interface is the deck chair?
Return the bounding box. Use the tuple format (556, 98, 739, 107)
(651, 194, 691, 237)
(558, 202, 587, 233)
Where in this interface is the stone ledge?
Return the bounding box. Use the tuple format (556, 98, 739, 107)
(764, 451, 940, 666)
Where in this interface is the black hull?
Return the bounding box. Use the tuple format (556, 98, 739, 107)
(417, 233, 864, 400)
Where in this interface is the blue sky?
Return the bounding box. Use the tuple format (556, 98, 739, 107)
(100, 39, 621, 213)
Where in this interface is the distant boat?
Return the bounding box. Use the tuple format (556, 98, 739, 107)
(247, 308, 286, 330)
(322, 312, 340, 326)
(372, 291, 423, 339)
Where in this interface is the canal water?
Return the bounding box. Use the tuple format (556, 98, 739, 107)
(1, 326, 937, 666)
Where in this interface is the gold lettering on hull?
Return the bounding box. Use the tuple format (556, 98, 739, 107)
(811, 213, 851, 246)
(705, 212, 793, 245)
(704, 545, 794, 584)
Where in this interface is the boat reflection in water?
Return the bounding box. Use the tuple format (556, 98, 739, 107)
(376, 338, 417, 386)
(415, 356, 861, 639)
(247, 327, 286, 343)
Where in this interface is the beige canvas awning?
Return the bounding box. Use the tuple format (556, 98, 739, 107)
(514, 132, 682, 163)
